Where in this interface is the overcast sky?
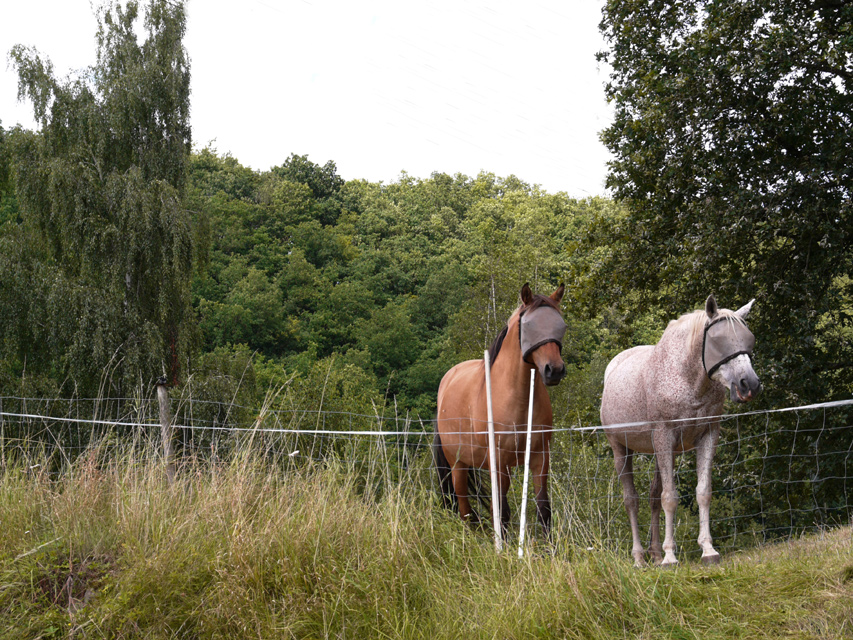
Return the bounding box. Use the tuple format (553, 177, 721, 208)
(1, 0, 613, 198)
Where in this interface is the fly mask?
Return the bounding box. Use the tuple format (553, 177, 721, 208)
(702, 316, 755, 379)
(519, 305, 567, 361)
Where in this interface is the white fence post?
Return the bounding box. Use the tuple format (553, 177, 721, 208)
(518, 368, 536, 558)
(484, 350, 502, 552)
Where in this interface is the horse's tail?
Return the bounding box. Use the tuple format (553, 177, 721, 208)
(433, 431, 457, 510)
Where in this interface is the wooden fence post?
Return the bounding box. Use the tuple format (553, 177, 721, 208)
(155, 376, 175, 484)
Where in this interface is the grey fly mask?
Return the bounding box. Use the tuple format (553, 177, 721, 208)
(519, 305, 567, 361)
(702, 316, 755, 379)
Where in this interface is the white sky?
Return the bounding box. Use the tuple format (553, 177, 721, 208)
(1, 0, 613, 197)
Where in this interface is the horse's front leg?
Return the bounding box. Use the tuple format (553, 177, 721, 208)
(695, 422, 721, 564)
(530, 451, 552, 540)
(653, 428, 679, 568)
(451, 464, 480, 526)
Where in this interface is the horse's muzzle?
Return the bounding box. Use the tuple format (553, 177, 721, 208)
(731, 377, 761, 403)
(542, 362, 566, 386)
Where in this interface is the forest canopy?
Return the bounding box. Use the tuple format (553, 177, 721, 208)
(0, 0, 850, 425)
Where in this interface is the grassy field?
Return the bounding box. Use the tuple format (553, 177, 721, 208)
(0, 446, 851, 639)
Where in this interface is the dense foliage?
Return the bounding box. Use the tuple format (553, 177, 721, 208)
(185, 147, 621, 419)
(0, 0, 626, 413)
(2, 0, 849, 420)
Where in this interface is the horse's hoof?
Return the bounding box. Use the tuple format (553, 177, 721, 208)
(701, 552, 721, 566)
(660, 557, 679, 569)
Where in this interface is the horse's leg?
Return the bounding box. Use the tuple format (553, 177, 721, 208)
(648, 459, 664, 565)
(530, 451, 552, 539)
(611, 439, 644, 566)
(695, 422, 721, 565)
(653, 429, 679, 567)
(498, 464, 512, 541)
(451, 464, 480, 525)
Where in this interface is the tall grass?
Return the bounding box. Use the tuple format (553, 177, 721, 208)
(0, 441, 851, 639)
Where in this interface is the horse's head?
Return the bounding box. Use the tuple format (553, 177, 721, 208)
(519, 283, 567, 386)
(703, 295, 761, 403)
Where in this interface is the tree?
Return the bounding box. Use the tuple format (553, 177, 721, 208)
(189, 146, 259, 201)
(6, 0, 195, 392)
(597, 0, 853, 404)
(271, 154, 345, 226)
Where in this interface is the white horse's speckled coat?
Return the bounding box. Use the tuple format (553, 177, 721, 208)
(600, 296, 761, 567)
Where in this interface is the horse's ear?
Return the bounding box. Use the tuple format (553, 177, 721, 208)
(520, 283, 533, 306)
(551, 283, 565, 304)
(705, 295, 719, 319)
(735, 299, 755, 320)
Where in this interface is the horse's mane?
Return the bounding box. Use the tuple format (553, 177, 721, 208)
(669, 307, 746, 350)
(487, 325, 509, 365)
(487, 295, 560, 364)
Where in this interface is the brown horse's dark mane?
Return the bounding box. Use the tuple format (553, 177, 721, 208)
(487, 295, 560, 365)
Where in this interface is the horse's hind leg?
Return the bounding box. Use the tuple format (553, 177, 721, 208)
(433, 432, 457, 511)
(451, 464, 480, 526)
(611, 440, 645, 566)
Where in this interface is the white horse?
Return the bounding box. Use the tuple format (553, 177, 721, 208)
(600, 295, 761, 567)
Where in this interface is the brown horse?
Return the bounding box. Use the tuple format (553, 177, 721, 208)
(434, 283, 567, 538)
